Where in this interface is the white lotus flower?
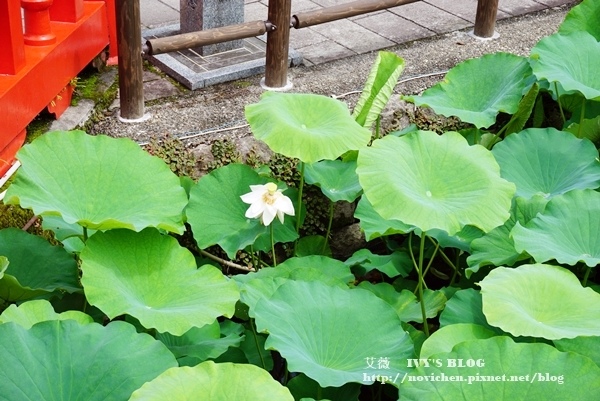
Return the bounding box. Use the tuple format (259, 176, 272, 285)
(240, 182, 295, 226)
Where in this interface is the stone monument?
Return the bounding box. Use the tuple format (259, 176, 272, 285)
(180, 0, 245, 56)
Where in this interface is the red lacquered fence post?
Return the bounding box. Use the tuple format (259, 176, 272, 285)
(21, 0, 56, 46)
(0, 0, 26, 75)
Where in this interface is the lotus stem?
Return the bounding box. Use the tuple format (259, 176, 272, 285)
(578, 98, 586, 139)
(375, 115, 381, 140)
(428, 237, 461, 280)
(270, 223, 277, 267)
(295, 162, 305, 236)
(21, 215, 38, 231)
(322, 201, 334, 254)
(198, 249, 255, 272)
(554, 82, 566, 126)
(422, 241, 440, 282)
(582, 267, 592, 287)
(250, 319, 267, 370)
(417, 233, 429, 337)
(82, 226, 88, 242)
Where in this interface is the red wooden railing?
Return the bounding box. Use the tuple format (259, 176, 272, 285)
(0, 0, 117, 176)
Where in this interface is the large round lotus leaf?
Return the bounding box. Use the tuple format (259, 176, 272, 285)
(492, 128, 600, 198)
(403, 53, 531, 128)
(129, 361, 294, 401)
(186, 163, 298, 259)
(511, 190, 600, 267)
(0, 299, 92, 329)
(4, 131, 187, 233)
(80, 228, 239, 336)
(234, 256, 354, 315)
(357, 131, 515, 235)
(0, 320, 177, 400)
(345, 249, 412, 278)
(303, 159, 362, 202)
(419, 323, 496, 360)
(245, 92, 372, 163)
(0, 228, 80, 301)
(559, 0, 600, 41)
(254, 280, 414, 388)
(480, 264, 600, 339)
(531, 32, 600, 100)
(400, 336, 600, 400)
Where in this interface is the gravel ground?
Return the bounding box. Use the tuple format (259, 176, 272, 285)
(89, 3, 577, 147)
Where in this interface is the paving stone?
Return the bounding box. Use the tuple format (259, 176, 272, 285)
(290, 0, 321, 13)
(289, 26, 329, 49)
(159, 0, 180, 10)
(298, 40, 355, 65)
(244, 1, 268, 22)
(140, 0, 180, 28)
(50, 99, 95, 131)
(354, 11, 436, 44)
(389, 2, 471, 34)
(534, 0, 575, 6)
(424, 0, 510, 23)
(143, 78, 183, 101)
(309, 19, 395, 54)
(498, 0, 548, 16)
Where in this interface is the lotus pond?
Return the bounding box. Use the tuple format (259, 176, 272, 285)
(1, 1, 599, 400)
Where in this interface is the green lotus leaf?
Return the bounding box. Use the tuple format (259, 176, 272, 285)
(80, 228, 239, 336)
(0, 320, 177, 400)
(467, 196, 547, 274)
(0, 228, 80, 301)
(439, 288, 500, 333)
(129, 361, 294, 401)
(303, 159, 362, 202)
(186, 164, 298, 259)
(245, 92, 372, 163)
(41, 215, 97, 254)
(426, 225, 484, 252)
(358, 282, 446, 323)
(559, 0, 600, 41)
(357, 131, 515, 235)
(0, 299, 92, 329)
(566, 115, 600, 144)
(254, 280, 414, 387)
(155, 320, 244, 363)
(234, 256, 354, 315)
(492, 128, 600, 198)
(295, 235, 332, 257)
(419, 323, 497, 360)
(345, 249, 412, 278)
(400, 336, 600, 400)
(480, 264, 600, 339)
(502, 82, 540, 136)
(554, 336, 600, 368)
(352, 51, 405, 129)
(287, 374, 361, 401)
(511, 190, 600, 267)
(531, 32, 600, 100)
(354, 196, 413, 241)
(403, 53, 531, 128)
(4, 130, 187, 233)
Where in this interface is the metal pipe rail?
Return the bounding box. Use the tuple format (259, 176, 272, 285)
(143, 20, 275, 56)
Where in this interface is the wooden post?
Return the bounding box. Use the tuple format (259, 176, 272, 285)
(0, 0, 26, 75)
(473, 0, 499, 38)
(115, 0, 147, 121)
(264, 0, 292, 89)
